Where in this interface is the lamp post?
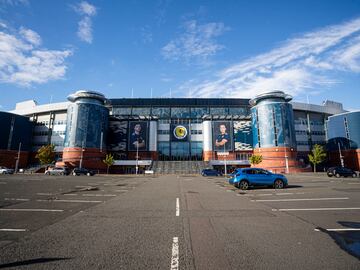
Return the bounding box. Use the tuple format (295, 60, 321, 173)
(100, 131, 103, 152)
(136, 138, 139, 175)
(79, 140, 85, 169)
(338, 142, 344, 167)
(14, 142, 21, 173)
(282, 103, 289, 174)
(284, 143, 289, 174)
(224, 143, 227, 176)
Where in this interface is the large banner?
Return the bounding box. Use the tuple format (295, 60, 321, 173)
(212, 121, 233, 151)
(233, 121, 253, 150)
(171, 124, 189, 142)
(108, 120, 128, 151)
(128, 121, 148, 151)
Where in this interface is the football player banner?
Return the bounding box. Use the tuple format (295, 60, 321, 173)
(128, 121, 148, 151)
(213, 121, 233, 151)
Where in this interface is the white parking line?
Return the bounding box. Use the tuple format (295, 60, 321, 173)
(0, 182, 7, 184)
(176, 198, 180, 217)
(273, 207, 360, 212)
(0, 228, 27, 232)
(4, 198, 30, 201)
(37, 199, 102, 203)
(252, 197, 349, 202)
(315, 228, 360, 232)
(0, 209, 64, 212)
(36, 193, 53, 196)
(81, 194, 116, 197)
(170, 237, 179, 270)
(64, 194, 77, 196)
(276, 193, 294, 196)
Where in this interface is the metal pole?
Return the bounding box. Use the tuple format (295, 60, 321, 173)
(79, 141, 84, 169)
(15, 142, 21, 173)
(282, 104, 289, 174)
(224, 144, 227, 176)
(100, 131, 103, 152)
(136, 138, 139, 175)
(338, 142, 344, 167)
(284, 145, 289, 174)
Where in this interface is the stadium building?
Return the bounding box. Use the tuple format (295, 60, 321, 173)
(1, 90, 357, 174)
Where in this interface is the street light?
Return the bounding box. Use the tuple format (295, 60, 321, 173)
(136, 138, 139, 175)
(14, 142, 22, 173)
(79, 140, 85, 169)
(224, 143, 227, 176)
(338, 142, 344, 167)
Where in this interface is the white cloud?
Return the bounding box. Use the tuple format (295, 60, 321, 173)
(19, 27, 41, 46)
(73, 1, 97, 44)
(180, 17, 360, 98)
(162, 20, 229, 63)
(77, 16, 93, 44)
(0, 27, 72, 86)
(74, 1, 97, 16)
(0, 0, 29, 6)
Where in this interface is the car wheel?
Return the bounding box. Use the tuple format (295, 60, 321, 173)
(86, 172, 91, 176)
(45, 172, 50, 175)
(352, 173, 357, 178)
(239, 180, 249, 190)
(335, 173, 341, 178)
(274, 179, 284, 189)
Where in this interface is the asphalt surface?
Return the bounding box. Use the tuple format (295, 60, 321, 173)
(0, 173, 359, 269)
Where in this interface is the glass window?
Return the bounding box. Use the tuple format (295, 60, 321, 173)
(158, 142, 170, 160)
(191, 107, 208, 118)
(191, 130, 203, 135)
(210, 107, 228, 115)
(171, 142, 190, 160)
(159, 119, 171, 124)
(158, 129, 170, 135)
(152, 107, 170, 118)
(132, 107, 151, 116)
(171, 107, 190, 118)
(112, 107, 131, 115)
(171, 119, 189, 125)
(229, 107, 250, 116)
(191, 141, 203, 160)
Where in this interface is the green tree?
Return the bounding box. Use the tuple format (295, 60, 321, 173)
(249, 154, 263, 166)
(308, 144, 327, 172)
(35, 144, 56, 165)
(103, 153, 115, 174)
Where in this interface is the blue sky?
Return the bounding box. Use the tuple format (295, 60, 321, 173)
(1, 0, 360, 111)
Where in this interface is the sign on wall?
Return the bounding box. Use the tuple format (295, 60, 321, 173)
(233, 121, 253, 150)
(171, 124, 189, 141)
(128, 121, 149, 151)
(212, 121, 233, 151)
(107, 120, 128, 152)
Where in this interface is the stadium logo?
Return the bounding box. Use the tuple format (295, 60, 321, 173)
(173, 125, 188, 140)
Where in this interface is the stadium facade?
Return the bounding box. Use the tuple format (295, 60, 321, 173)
(1, 90, 358, 173)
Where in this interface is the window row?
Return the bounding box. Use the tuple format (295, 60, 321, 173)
(295, 130, 325, 136)
(294, 119, 324, 126)
(112, 106, 250, 118)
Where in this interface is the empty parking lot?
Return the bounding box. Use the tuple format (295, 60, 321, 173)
(0, 173, 359, 269)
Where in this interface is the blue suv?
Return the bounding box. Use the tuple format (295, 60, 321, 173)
(229, 168, 288, 190)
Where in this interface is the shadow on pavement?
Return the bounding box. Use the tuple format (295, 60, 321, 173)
(285, 184, 303, 189)
(0, 257, 72, 269)
(317, 221, 360, 259)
